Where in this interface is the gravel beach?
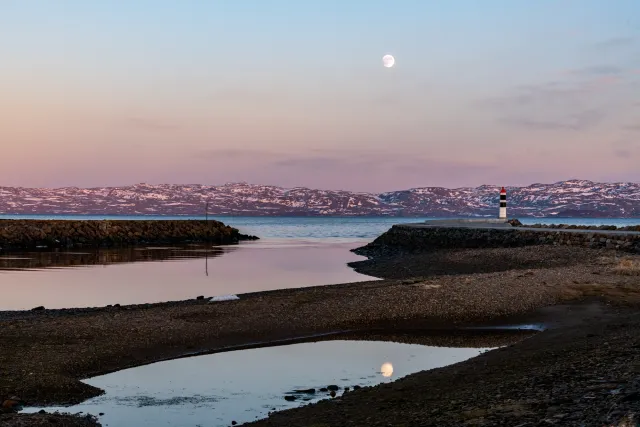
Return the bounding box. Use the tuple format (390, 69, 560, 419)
(2, 244, 640, 426)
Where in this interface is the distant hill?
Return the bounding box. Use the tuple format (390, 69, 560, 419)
(1, 180, 639, 217)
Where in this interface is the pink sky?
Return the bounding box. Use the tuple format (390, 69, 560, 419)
(1, 1, 639, 192)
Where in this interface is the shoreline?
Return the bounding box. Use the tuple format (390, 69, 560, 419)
(3, 240, 640, 425)
(0, 219, 258, 252)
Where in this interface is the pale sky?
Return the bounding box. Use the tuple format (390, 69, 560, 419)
(1, 0, 639, 192)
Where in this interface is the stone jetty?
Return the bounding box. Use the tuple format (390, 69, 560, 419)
(355, 219, 640, 256)
(0, 219, 258, 250)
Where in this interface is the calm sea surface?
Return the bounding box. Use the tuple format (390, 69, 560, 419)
(2, 215, 640, 239)
(1, 216, 639, 311)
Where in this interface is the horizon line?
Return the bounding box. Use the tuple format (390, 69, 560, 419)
(1, 179, 639, 193)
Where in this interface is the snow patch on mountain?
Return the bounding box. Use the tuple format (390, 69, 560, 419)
(0, 180, 639, 217)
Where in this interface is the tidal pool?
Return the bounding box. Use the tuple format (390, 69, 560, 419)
(0, 239, 375, 310)
(24, 340, 493, 427)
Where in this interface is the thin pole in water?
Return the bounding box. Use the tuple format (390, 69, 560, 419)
(205, 200, 209, 276)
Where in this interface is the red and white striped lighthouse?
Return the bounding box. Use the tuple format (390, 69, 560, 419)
(499, 187, 507, 219)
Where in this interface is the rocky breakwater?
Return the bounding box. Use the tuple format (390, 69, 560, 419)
(0, 219, 258, 250)
(354, 222, 640, 258)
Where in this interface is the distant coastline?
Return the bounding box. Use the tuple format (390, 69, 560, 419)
(1, 180, 639, 217)
(1, 213, 640, 220)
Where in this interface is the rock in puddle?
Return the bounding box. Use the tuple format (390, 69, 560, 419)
(1, 396, 24, 411)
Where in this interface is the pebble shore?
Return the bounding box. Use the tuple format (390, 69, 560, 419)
(2, 243, 640, 426)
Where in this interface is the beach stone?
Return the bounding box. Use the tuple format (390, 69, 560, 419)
(284, 395, 296, 401)
(621, 391, 640, 402)
(1, 399, 22, 410)
(327, 385, 339, 391)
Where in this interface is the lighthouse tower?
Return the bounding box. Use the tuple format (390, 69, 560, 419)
(499, 187, 507, 220)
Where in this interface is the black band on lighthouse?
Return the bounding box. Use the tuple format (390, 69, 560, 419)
(500, 194, 506, 200)
(500, 202, 507, 207)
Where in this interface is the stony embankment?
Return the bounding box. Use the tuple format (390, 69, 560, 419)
(515, 222, 640, 232)
(0, 219, 258, 250)
(354, 223, 640, 258)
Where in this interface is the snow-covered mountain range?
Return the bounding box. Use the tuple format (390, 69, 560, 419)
(0, 180, 639, 218)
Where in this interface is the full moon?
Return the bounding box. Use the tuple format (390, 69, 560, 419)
(380, 362, 394, 378)
(382, 54, 395, 68)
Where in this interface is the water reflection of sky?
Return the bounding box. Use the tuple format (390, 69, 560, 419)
(0, 240, 376, 310)
(23, 340, 492, 427)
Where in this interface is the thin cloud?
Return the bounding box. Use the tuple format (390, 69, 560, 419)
(483, 63, 634, 131)
(121, 118, 181, 131)
(196, 149, 284, 159)
(591, 37, 635, 51)
(209, 88, 277, 102)
(569, 65, 624, 76)
(624, 124, 640, 131)
(500, 110, 604, 131)
(614, 149, 631, 158)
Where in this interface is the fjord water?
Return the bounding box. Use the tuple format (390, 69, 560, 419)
(1, 216, 640, 310)
(0, 241, 374, 310)
(24, 340, 492, 427)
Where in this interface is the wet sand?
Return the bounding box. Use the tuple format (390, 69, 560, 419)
(2, 246, 640, 426)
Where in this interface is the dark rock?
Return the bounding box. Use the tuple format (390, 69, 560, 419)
(293, 388, 315, 394)
(31, 306, 45, 311)
(330, 391, 336, 398)
(1, 399, 22, 412)
(232, 421, 237, 425)
(196, 296, 205, 300)
(621, 391, 640, 402)
(353, 385, 362, 390)
(319, 388, 328, 392)
(284, 395, 296, 402)
(327, 385, 339, 391)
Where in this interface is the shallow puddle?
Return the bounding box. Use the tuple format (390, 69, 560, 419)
(24, 340, 493, 427)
